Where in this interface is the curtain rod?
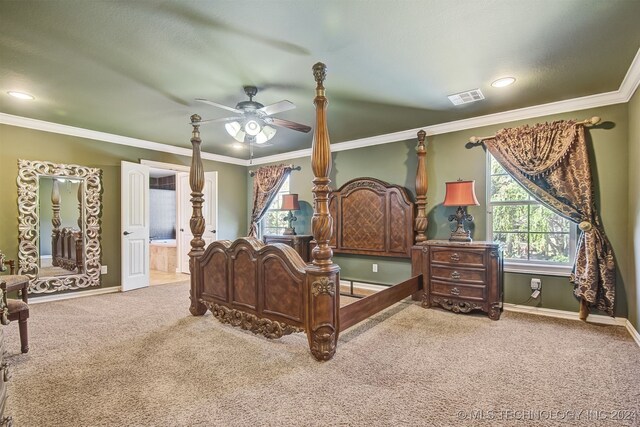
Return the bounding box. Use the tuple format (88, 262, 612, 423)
(468, 116, 601, 143)
(249, 165, 301, 177)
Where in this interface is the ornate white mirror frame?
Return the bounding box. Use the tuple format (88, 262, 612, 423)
(17, 159, 102, 293)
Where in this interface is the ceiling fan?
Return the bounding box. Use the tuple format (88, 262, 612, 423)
(195, 86, 311, 145)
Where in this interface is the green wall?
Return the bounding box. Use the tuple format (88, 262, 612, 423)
(254, 103, 631, 317)
(628, 85, 640, 330)
(1, 98, 635, 321)
(0, 124, 248, 288)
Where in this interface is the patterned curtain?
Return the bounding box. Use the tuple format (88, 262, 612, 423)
(248, 164, 293, 237)
(485, 120, 616, 316)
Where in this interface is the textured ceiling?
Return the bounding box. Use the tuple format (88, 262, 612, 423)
(1, 0, 639, 160)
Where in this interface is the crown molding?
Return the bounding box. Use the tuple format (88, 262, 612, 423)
(0, 112, 249, 166)
(2, 49, 638, 167)
(251, 47, 640, 165)
(619, 47, 640, 102)
(251, 89, 627, 165)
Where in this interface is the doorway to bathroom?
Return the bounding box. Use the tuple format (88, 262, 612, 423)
(149, 168, 184, 286)
(121, 160, 218, 290)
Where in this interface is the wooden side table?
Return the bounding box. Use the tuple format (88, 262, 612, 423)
(414, 240, 503, 320)
(263, 234, 313, 262)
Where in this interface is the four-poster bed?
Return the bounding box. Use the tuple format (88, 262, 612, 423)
(186, 62, 432, 361)
(50, 179, 84, 273)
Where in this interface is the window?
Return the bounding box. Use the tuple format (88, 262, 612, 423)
(487, 154, 576, 275)
(261, 175, 290, 236)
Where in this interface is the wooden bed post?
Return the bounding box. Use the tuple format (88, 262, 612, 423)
(305, 62, 341, 361)
(51, 179, 61, 267)
(412, 130, 428, 301)
(188, 114, 207, 316)
(77, 181, 83, 229)
(414, 130, 428, 243)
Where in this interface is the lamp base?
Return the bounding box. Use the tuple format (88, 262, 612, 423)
(449, 228, 472, 242)
(282, 210, 297, 235)
(282, 227, 297, 236)
(448, 206, 474, 242)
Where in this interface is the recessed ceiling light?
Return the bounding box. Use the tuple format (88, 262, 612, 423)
(7, 91, 35, 100)
(491, 77, 516, 88)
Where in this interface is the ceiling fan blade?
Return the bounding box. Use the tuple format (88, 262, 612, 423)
(195, 98, 243, 114)
(258, 100, 296, 116)
(193, 116, 243, 125)
(269, 117, 312, 133)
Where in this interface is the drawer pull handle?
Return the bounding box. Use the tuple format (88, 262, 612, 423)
(450, 287, 460, 296)
(450, 253, 460, 262)
(451, 271, 461, 280)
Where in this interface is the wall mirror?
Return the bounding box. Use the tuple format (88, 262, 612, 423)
(17, 159, 102, 293)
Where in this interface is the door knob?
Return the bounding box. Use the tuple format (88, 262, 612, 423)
(180, 228, 184, 232)
(211, 229, 217, 233)
(123, 231, 132, 236)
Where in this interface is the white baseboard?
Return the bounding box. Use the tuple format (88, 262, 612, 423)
(30, 286, 121, 304)
(503, 303, 627, 326)
(504, 303, 640, 348)
(625, 320, 640, 348)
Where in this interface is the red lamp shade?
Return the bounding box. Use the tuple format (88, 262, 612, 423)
(280, 194, 300, 211)
(443, 180, 480, 207)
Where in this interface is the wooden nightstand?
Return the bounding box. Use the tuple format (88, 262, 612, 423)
(263, 234, 314, 262)
(414, 240, 503, 320)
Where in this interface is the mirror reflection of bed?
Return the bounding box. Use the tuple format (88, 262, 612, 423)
(38, 176, 84, 277)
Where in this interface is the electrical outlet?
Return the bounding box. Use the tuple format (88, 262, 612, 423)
(101, 265, 108, 275)
(372, 263, 378, 273)
(530, 278, 541, 290)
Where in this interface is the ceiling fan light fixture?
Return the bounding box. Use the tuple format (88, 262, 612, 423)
(225, 121, 246, 142)
(244, 119, 262, 136)
(255, 125, 276, 144)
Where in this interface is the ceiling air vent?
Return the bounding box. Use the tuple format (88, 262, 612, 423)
(448, 89, 485, 105)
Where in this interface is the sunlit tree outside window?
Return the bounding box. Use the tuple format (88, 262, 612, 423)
(261, 176, 290, 236)
(488, 155, 576, 266)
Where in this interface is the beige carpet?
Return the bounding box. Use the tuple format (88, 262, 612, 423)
(4, 281, 639, 426)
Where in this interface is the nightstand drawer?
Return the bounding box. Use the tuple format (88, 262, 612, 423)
(431, 280, 486, 301)
(430, 247, 486, 267)
(431, 266, 486, 284)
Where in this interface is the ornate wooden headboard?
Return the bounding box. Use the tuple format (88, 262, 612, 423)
(329, 178, 415, 258)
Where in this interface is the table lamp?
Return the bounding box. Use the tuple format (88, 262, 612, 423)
(443, 179, 480, 242)
(281, 194, 300, 235)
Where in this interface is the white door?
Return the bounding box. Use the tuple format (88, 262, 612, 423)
(177, 171, 218, 273)
(121, 161, 150, 291)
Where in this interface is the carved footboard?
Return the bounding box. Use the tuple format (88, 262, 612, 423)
(53, 228, 83, 272)
(194, 237, 307, 338)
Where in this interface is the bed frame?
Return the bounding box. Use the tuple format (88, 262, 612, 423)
(187, 63, 430, 361)
(52, 227, 83, 272)
(50, 179, 84, 273)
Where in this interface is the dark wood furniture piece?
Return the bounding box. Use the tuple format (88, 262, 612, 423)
(0, 285, 12, 427)
(263, 234, 313, 262)
(414, 240, 503, 320)
(187, 63, 430, 361)
(0, 330, 10, 427)
(0, 254, 30, 353)
(52, 227, 83, 272)
(329, 178, 414, 258)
